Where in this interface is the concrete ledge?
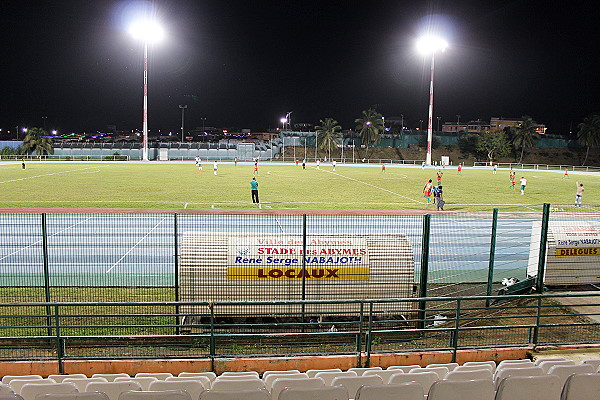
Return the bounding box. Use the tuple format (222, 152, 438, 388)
(0, 347, 533, 376)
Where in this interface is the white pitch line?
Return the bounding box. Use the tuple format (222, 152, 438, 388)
(0, 216, 93, 262)
(0, 167, 102, 184)
(105, 216, 167, 273)
(316, 168, 423, 204)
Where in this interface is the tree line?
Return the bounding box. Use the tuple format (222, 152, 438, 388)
(316, 110, 600, 165)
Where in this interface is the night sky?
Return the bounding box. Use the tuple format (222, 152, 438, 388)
(1, 1, 598, 135)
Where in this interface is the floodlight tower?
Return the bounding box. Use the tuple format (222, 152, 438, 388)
(417, 35, 447, 166)
(280, 117, 287, 162)
(130, 19, 165, 161)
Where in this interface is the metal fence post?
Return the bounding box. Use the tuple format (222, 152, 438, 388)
(54, 304, 64, 373)
(357, 302, 364, 367)
(486, 209, 499, 307)
(532, 296, 543, 347)
(301, 214, 307, 331)
(451, 299, 461, 362)
(41, 213, 53, 337)
(537, 203, 551, 293)
(365, 302, 374, 367)
(174, 213, 180, 335)
(418, 214, 431, 330)
(209, 302, 215, 371)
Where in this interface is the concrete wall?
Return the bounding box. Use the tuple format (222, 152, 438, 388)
(0, 347, 531, 376)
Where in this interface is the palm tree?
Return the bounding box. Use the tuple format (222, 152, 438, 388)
(512, 116, 539, 164)
(355, 108, 384, 157)
(22, 127, 54, 156)
(315, 118, 342, 161)
(577, 113, 600, 165)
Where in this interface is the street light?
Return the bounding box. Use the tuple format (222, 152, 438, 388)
(179, 105, 188, 142)
(280, 117, 287, 162)
(417, 35, 447, 165)
(129, 18, 165, 161)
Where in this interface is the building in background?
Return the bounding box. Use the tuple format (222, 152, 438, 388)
(490, 117, 547, 134)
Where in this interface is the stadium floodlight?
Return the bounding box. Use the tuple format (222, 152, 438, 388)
(280, 118, 287, 161)
(129, 19, 165, 161)
(417, 35, 447, 166)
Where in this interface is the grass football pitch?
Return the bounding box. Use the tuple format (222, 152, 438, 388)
(0, 161, 597, 210)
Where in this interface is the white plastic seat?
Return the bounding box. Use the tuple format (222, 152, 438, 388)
(546, 364, 595, 388)
(219, 372, 260, 378)
(497, 359, 533, 368)
(561, 373, 600, 400)
(2, 377, 43, 386)
(444, 369, 493, 381)
(134, 373, 173, 381)
(362, 370, 404, 382)
(270, 378, 324, 400)
(409, 367, 448, 380)
(113, 377, 158, 391)
(0, 384, 15, 396)
(313, 372, 357, 386)
(454, 365, 494, 373)
(386, 365, 420, 373)
(264, 374, 308, 391)
(85, 381, 142, 400)
(534, 357, 566, 366)
(278, 386, 348, 400)
(426, 363, 458, 372)
(330, 376, 383, 399)
(118, 390, 192, 400)
(495, 362, 537, 374)
(347, 368, 382, 376)
(47, 375, 87, 383)
(36, 393, 110, 400)
(166, 377, 211, 390)
(210, 379, 266, 391)
(580, 359, 600, 370)
(261, 371, 300, 380)
(538, 360, 575, 374)
(91, 375, 131, 383)
(10, 379, 57, 394)
(0, 395, 24, 400)
(387, 372, 439, 393)
(428, 379, 495, 400)
(462, 361, 496, 372)
(199, 388, 270, 400)
(355, 382, 423, 400)
(305, 369, 342, 379)
(63, 378, 109, 392)
(20, 382, 78, 400)
(214, 376, 261, 382)
(178, 373, 217, 383)
(149, 380, 205, 400)
(493, 366, 544, 390)
(495, 374, 562, 400)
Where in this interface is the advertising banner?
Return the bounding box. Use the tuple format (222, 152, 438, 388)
(227, 236, 370, 279)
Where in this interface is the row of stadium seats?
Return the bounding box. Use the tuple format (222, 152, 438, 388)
(1, 357, 599, 400)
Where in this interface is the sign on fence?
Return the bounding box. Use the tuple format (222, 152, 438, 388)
(528, 221, 600, 286)
(179, 233, 415, 324)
